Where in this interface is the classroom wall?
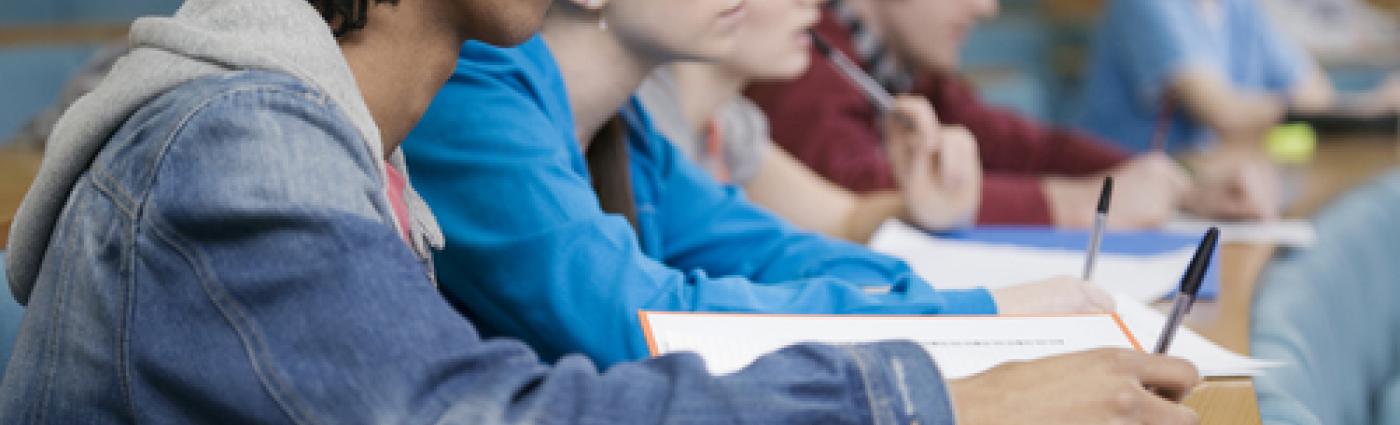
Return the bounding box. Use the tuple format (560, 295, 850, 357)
(0, 0, 1394, 142)
(0, 0, 182, 143)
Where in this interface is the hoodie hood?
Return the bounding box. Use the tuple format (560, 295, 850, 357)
(7, 0, 401, 304)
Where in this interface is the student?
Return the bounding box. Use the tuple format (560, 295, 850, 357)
(635, 0, 981, 242)
(403, 0, 1118, 368)
(748, 0, 1278, 228)
(1251, 170, 1400, 425)
(0, 0, 1103, 423)
(1075, 0, 1400, 153)
(403, 1, 1204, 421)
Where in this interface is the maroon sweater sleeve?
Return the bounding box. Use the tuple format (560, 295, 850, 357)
(916, 74, 1133, 225)
(748, 12, 1132, 225)
(917, 74, 1130, 176)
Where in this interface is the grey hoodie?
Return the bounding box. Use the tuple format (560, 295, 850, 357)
(6, 0, 441, 304)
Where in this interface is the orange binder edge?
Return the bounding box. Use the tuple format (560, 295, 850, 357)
(1111, 313, 1146, 352)
(639, 310, 660, 356)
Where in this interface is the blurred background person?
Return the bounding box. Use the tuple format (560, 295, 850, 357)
(747, 0, 1272, 229)
(1075, 0, 1400, 153)
(636, 0, 982, 242)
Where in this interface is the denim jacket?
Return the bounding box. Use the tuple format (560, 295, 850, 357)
(0, 69, 959, 424)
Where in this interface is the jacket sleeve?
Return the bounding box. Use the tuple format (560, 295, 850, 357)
(630, 104, 981, 297)
(402, 42, 995, 366)
(919, 74, 1131, 178)
(138, 84, 960, 425)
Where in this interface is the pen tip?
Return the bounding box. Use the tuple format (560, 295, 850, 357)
(1096, 177, 1113, 214)
(1180, 227, 1219, 295)
(809, 30, 832, 55)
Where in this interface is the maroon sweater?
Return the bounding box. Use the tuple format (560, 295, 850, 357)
(747, 12, 1130, 225)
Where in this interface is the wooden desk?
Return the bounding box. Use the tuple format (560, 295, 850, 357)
(1, 146, 44, 250)
(1177, 135, 1399, 424)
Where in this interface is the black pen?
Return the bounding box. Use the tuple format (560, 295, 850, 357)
(1082, 177, 1113, 281)
(1153, 227, 1220, 354)
(810, 31, 895, 112)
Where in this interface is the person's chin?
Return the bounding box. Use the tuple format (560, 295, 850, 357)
(469, 17, 544, 47)
(753, 62, 808, 81)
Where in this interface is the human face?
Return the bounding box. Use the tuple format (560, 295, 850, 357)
(448, 0, 555, 46)
(603, 0, 751, 63)
(721, 0, 822, 80)
(871, 0, 997, 72)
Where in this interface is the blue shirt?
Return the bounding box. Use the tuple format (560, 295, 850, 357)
(402, 37, 996, 367)
(1074, 0, 1309, 152)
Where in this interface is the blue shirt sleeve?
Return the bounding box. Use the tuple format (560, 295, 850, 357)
(1111, 0, 1219, 109)
(403, 38, 995, 367)
(1239, 0, 1309, 92)
(620, 101, 954, 289)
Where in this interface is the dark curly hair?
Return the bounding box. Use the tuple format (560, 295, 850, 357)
(309, 0, 401, 37)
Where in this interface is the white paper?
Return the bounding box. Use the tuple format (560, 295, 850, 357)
(642, 293, 1280, 378)
(868, 220, 1187, 302)
(1110, 293, 1282, 376)
(644, 312, 1140, 378)
(1165, 217, 1316, 247)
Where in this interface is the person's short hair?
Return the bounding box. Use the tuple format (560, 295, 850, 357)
(308, 0, 401, 37)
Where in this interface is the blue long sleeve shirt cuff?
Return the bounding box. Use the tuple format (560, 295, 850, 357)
(928, 288, 997, 315)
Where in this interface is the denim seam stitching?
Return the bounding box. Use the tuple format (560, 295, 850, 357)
(142, 210, 323, 425)
(134, 83, 335, 425)
(83, 176, 141, 416)
(90, 173, 137, 220)
(846, 345, 890, 425)
(88, 106, 169, 213)
(117, 198, 138, 418)
(137, 83, 301, 195)
(35, 184, 92, 423)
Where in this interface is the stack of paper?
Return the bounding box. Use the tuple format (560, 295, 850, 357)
(1109, 293, 1281, 376)
(1165, 217, 1316, 247)
(868, 220, 1191, 302)
(641, 293, 1280, 378)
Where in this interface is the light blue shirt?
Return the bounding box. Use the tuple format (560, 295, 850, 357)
(402, 37, 996, 367)
(1074, 0, 1309, 152)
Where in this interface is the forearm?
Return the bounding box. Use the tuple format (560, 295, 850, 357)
(1172, 71, 1287, 148)
(846, 191, 905, 243)
(744, 146, 870, 242)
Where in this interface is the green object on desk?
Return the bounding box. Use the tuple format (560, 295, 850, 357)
(1266, 123, 1317, 165)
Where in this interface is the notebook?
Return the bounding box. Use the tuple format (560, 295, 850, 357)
(641, 293, 1280, 378)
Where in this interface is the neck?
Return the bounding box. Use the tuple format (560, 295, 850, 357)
(339, 3, 466, 157)
(669, 63, 748, 132)
(542, 12, 659, 149)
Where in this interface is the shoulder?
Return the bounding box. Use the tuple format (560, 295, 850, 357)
(449, 36, 569, 116)
(136, 71, 383, 219)
(419, 36, 574, 150)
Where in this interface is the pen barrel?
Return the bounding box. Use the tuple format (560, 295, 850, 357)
(1082, 214, 1107, 280)
(1153, 294, 1195, 354)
